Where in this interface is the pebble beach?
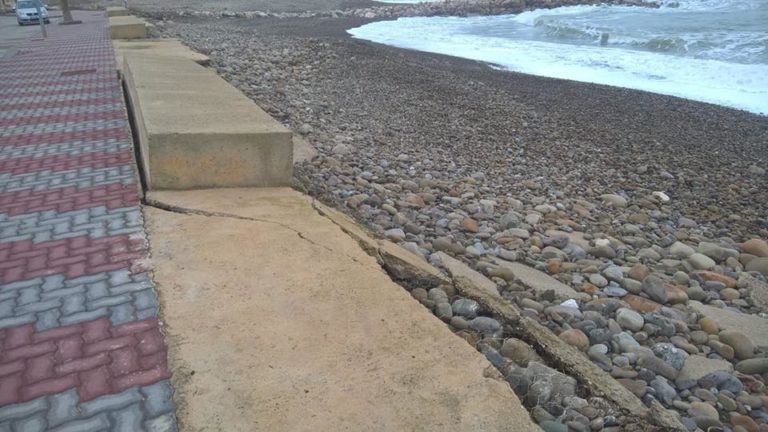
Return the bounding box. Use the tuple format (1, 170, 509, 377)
(143, 2, 768, 430)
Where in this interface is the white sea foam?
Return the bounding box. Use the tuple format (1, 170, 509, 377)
(348, 11, 768, 115)
(373, 0, 442, 3)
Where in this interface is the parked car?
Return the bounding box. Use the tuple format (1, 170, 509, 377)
(15, 0, 50, 25)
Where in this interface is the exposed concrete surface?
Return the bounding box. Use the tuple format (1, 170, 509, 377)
(106, 6, 130, 16)
(113, 38, 209, 72)
(431, 251, 687, 431)
(144, 187, 539, 432)
(437, 252, 499, 296)
(690, 301, 768, 348)
(491, 258, 591, 302)
(123, 54, 293, 189)
(109, 15, 148, 39)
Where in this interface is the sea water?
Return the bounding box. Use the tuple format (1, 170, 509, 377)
(349, 0, 768, 114)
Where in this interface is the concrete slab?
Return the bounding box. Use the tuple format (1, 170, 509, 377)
(113, 38, 210, 73)
(690, 301, 768, 348)
(436, 252, 500, 296)
(491, 258, 591, 302)
(106, 6, 130, 17)
(145, 188, 540, 432)
(109, 15, 147, 40)
(123, 54, 292, 189)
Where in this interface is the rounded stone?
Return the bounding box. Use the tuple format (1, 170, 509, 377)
(742, 238, 768, 258)
(539, 420, 568, 432)
(670, 241, 695, 258)
(600, 194, 627, 208)
(589, 273, 608, 288)
(731, 414, 759, 432)
(451, 298, 481, 319)
(500, 338, 539, 367)
(460, 217, 479, 233)
(616, 308, 644, 332)
(435, 302, 453, 321)
(450, 316, 469, 330)
(718, 330, 755, 360)
(628, 264, 650, 281)
(745, 257, 768, 276)
(699, 317, 720, 334)
(469, 316, 501, 334)
(559, 329, 590, 352)
(735, 358, 768, 375)
(384, 228, 406, 242)
(688, 401, 718, 419)
(688, 253, 716, 270)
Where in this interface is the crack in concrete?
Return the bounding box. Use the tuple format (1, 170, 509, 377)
(143, 197, 364, 265)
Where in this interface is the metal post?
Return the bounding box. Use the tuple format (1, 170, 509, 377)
(35, 1, 47, 38)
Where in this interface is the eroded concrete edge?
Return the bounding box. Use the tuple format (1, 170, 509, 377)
(311, 198, 687, 431)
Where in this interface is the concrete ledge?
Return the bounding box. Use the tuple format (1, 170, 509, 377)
(302, 206, 687, 431)
(113, 39, 210, 73)
(106, 6, 130, 17)
(123, 53, 292, 189)
(144, 188, 540, 431)
(109, 16, 148, 40)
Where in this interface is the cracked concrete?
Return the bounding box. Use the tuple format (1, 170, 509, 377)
(144, 196, 364, 264)
(143, 187, 540, 432)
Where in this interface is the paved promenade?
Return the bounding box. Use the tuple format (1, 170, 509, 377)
(0, 12, 177, 431)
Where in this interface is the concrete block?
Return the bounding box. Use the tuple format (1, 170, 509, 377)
(113, 39, 209, 73)
(109, 16, 147, 40)
(106, 6, 130, 17)
(123, 54, 292, 190)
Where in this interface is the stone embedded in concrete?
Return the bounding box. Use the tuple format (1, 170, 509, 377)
(105, 6, 130, 17)
(108, 16, 148, 40)
(123, 54, 292, 189)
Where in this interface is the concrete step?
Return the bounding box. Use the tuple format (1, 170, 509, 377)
(113, 38, 210, 73)
(109, 15, 149, 40)
(105, 6, 130, 17)
(123, 53, 293, 190)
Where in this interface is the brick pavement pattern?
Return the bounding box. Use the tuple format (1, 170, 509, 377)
(0, 12, 177, 431)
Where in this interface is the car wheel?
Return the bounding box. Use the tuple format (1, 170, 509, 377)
(44, 19, 50, 24)
(18, 20, 24, 26)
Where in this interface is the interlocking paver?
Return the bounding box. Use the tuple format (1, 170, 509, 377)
(0, 11, 176, 431)
(0, 184, 139, 217)
(0, 317, 170, 405)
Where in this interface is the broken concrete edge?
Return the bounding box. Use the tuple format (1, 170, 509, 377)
(311, 199, 450, 287)
(310, 199, 686, 431)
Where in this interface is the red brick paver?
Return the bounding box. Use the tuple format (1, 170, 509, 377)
(0, 317, 169, 405)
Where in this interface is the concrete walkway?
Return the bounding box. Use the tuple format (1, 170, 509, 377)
(0, 12, 176, 431)
(145, 188, 539, 432)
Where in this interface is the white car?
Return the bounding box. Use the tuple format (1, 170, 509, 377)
(15, 0, 50, 25)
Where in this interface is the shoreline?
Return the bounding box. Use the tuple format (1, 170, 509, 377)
(138, 0, 656, 19)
